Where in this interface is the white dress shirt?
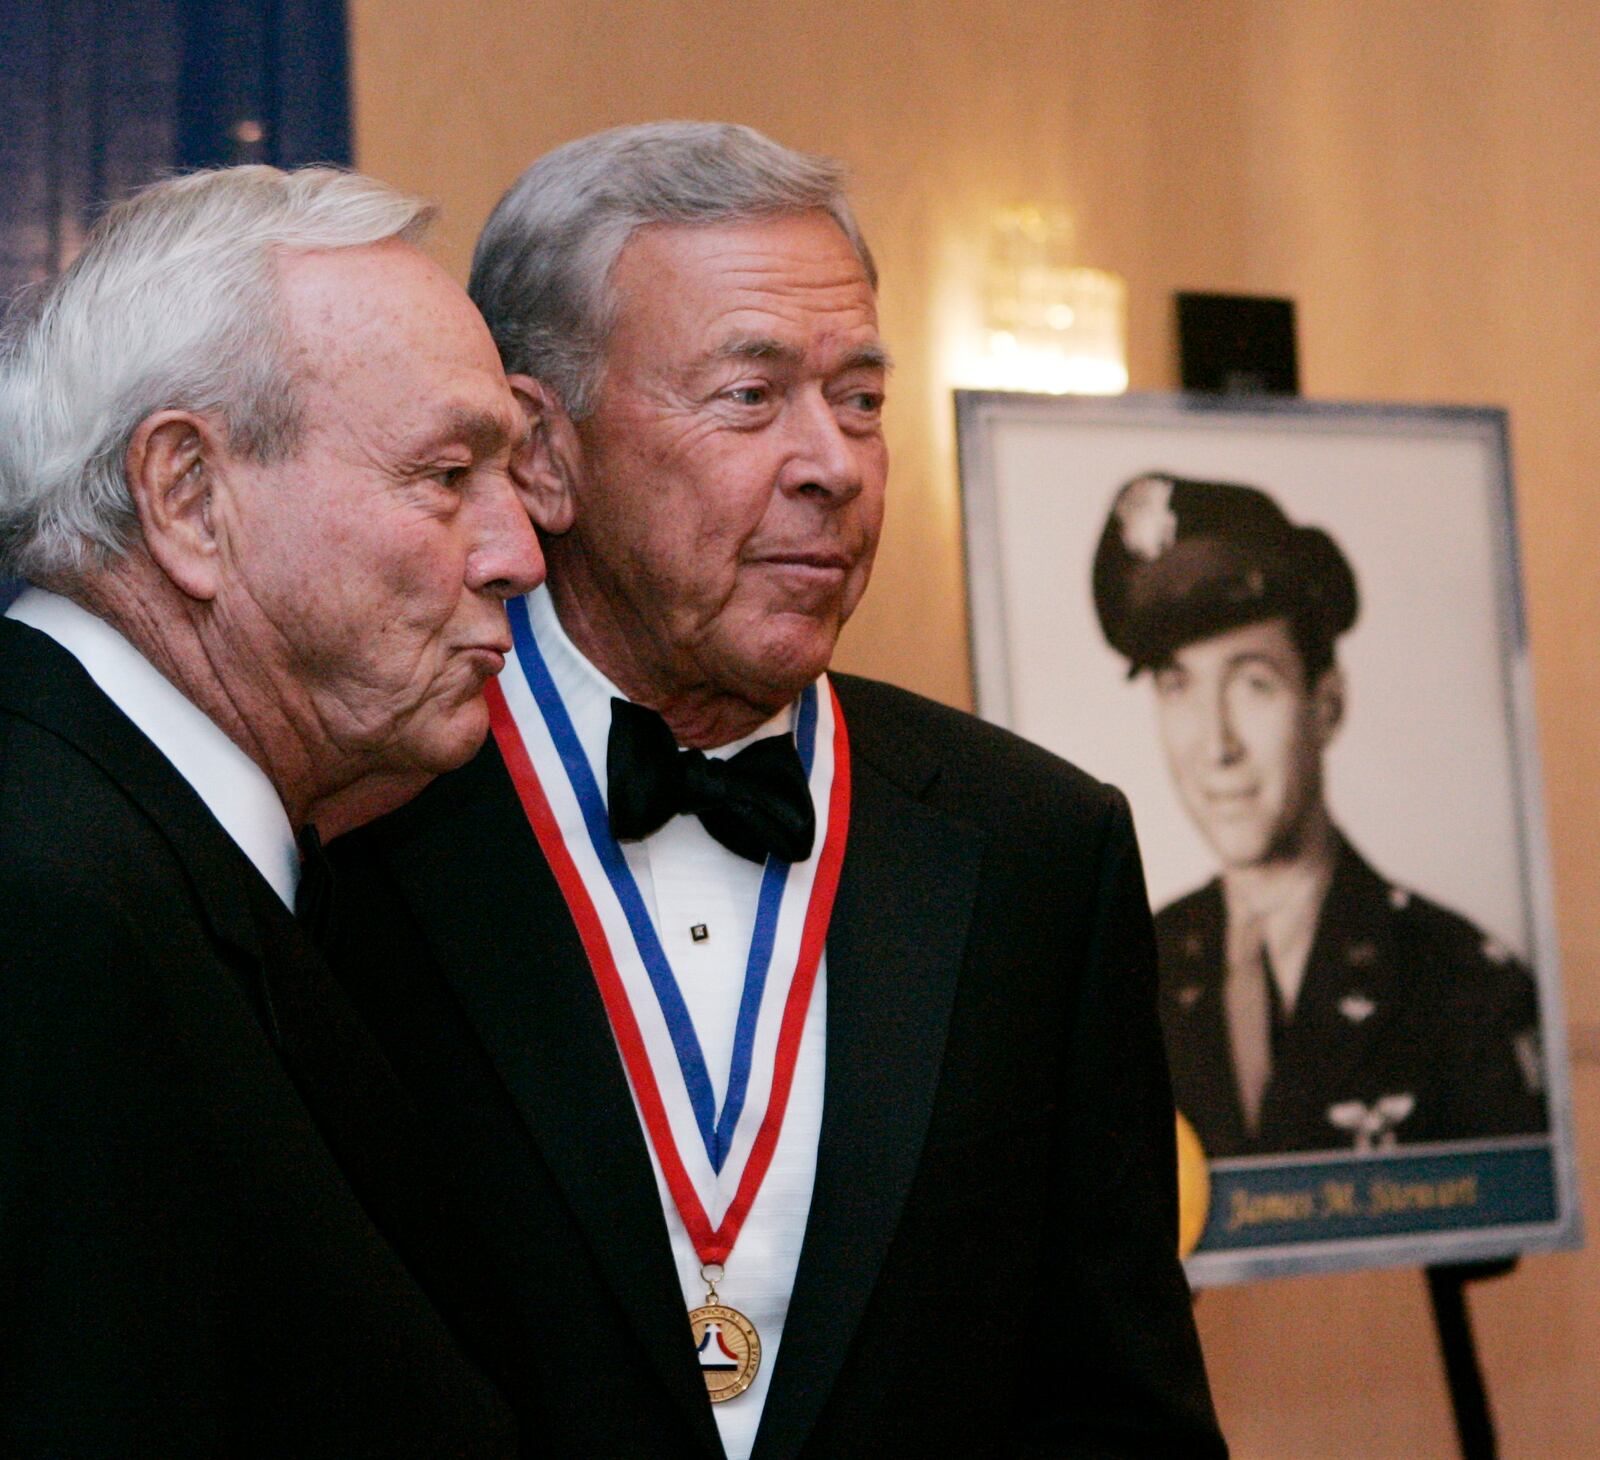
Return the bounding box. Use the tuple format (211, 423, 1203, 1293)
(6, 588, 299, 908)
(529, 586, 825, 1460)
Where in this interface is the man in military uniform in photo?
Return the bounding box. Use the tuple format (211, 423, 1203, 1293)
(1093, 473, 1548, 1159)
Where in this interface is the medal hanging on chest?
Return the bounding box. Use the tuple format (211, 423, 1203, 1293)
(487, 595, 851, 1403)
(689, 1263, 762, 1401)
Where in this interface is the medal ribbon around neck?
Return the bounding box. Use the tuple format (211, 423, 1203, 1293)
(484, 594, 850, 1265)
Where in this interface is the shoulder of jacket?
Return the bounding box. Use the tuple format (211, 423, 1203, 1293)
(1155, 881, 1222, 931)
(830, 671, 1122, 823)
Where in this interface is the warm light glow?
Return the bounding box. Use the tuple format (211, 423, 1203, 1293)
(960, 328, 1130, 395)
(952, 207, 1129, 395)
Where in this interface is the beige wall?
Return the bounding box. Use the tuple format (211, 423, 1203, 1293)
(349, 2, 1598, 1453)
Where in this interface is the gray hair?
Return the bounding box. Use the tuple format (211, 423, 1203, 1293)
(0, 165, 434, 583)
(468, 121, 876, 421)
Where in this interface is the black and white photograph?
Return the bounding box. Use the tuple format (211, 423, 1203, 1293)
(958, 390, 1583, 1285)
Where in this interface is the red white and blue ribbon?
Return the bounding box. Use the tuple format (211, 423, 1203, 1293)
(484, 594, 849, 1265)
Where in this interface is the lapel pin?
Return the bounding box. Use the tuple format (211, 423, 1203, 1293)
(1326, 1093, 1414, 1152)
(1374, 1093, 1415, 1131)
(1338, 993, 1376, 1023)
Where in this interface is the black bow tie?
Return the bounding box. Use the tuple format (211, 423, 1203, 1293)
(606, 698, 815, 865)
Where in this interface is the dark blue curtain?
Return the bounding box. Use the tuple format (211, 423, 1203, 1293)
(0, 0, 351, 605)
(1, 0, 352, 300)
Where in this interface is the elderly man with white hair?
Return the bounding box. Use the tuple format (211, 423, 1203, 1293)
(0, 166, 543, 1454)
(330, 122, 1225, 1460)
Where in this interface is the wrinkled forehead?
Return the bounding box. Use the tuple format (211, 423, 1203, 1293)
(702, 328, 890, 376)
(276, 241, 498, 371)
(618, 207, 875, 282)
(609, 212, 879, 339)
(275, 241, 516, 431)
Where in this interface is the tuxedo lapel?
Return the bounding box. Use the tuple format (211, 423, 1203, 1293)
(753, 684, 984, 1460)
(0, 621, 267, 979)
(373, 745, 723, 1455)
(2, 623, 540, 1410)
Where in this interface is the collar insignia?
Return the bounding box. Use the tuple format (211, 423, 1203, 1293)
(1338, 992, 1376, 1023)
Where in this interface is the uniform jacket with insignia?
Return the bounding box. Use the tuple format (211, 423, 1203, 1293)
(1156, 835, 1546, 1159)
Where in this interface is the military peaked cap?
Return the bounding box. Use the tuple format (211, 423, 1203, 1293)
(1092, 472, 1358, 672)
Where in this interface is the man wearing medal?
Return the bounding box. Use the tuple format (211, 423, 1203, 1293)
(330, 122, 1225, 1458)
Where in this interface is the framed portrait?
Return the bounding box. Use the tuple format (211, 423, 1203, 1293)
(956, 389, 1582, 1285)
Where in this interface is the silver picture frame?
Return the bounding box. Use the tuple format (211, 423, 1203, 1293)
(956, 388, 1582, 1285)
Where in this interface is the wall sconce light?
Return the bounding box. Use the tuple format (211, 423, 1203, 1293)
(965, 206, 1128, 395)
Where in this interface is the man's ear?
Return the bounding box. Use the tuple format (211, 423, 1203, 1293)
(123, 411, 227, 601)
(507, 373, 581, 536)
(1311, 664, 1346, 747)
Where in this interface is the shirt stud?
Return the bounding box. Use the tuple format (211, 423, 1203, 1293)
(1338, 993, 1376, 1023)
(690, 923, 709, 943)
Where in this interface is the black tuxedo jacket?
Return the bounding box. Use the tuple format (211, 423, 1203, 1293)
(0, 618, 521, 1457)
(329, 673, 1226, 1458)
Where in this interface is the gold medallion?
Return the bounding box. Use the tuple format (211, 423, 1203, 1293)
(688, 1302, 761, 1402)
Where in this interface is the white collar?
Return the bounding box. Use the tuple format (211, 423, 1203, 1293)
(7, 587, 299, 909)
(526, 585, 793, 794)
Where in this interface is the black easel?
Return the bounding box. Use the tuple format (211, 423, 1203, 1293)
(1175, 292, 1519, 1460)
(1426, 1258, 1517, 1459)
